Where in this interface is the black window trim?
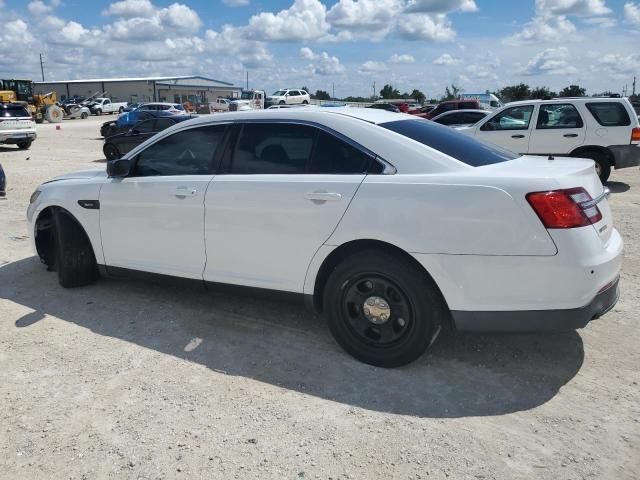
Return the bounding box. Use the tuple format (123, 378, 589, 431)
(535, 103, 584, 130)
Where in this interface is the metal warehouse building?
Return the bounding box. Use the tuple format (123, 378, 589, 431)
(33, 75, 241, 105)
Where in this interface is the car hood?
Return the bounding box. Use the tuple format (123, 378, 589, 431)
(44, 169, 107, 184)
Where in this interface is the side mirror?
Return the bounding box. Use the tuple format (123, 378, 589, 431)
(107, 158, 131, 177)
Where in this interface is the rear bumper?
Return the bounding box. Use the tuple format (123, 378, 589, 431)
(609, 144, 640, 169)
(0, 131, 36, 143)
(452, 277, 620, 332)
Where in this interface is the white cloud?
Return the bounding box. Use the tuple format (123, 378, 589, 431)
(596, 53, 640, 75)
(389, 53, 415, 64)
(405, 0, 478, 13)
(161, 3, 202, 30)
(432, 53, 460, 65)
(223, 0, 250, 6)
(299, 47, 345, 75)
(327, 0, 402, 32)
(504, 14, 576, 45)
(28, 1, 54, 15)
(536, 0, 610, 17)
(396, 13, 455, 41)
(359, 60, 388, 73)
(523, 47, 578, 75)
(246, 0, 329, 41)
(625, 2, 640, 24)
(102, 0, 155, 18)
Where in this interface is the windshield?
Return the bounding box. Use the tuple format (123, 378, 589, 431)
(241, 92, 253, 100)
(272, 90, 286, 96)
(380, 119, 519, 167)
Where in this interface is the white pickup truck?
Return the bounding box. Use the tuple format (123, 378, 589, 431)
(90, 98, 128, 115)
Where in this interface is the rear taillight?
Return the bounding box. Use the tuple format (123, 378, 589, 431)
(526, 187, 602, 229)
(631, 127, 640, 144)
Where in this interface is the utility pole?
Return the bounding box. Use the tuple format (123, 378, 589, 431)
(246, 71, 249, 90)
(332, 82, 335, 100)
(373, 81, 376, 100)
(633, 76, 636, 96)
(39, 53, 45, 82)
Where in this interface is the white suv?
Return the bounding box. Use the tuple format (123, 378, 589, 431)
(0, 103, 36, 149)
(266, 89, 310, 106)
(458, 97, 640, 182)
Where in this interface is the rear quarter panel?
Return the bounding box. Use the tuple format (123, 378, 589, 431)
(326, 174, 558, 256)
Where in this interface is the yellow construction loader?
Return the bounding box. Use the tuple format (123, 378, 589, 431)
(0, 79, 63, 123)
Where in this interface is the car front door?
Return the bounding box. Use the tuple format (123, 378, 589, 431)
(528, 103, 586, 154)
(115, 118, 156, 155)
(99, 124, 227, 278)
(474, 104, 536, 154)
(203, 122, 375, 292)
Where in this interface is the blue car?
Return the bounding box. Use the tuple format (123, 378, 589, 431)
(0, 163, 6, 197)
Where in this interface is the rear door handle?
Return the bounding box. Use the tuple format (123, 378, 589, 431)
(563, 133, 579, 138)
(511, 134, 526, 138)
(304, 191, 342, 203)
(174, 186, 197, 198)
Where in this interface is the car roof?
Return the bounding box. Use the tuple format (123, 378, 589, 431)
(435, 109, 489, 115)
(505, 97, 627, 107)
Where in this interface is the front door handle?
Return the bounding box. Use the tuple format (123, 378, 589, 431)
(563, 133, 579, 138)
(174, 186, 197, 198)
(304, 191, 342, 203)
(511, 134, 526, 138)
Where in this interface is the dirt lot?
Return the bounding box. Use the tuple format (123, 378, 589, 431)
(0, 116, 639, 479)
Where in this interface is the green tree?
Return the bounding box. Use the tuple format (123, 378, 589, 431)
(529, 86, 557, 99)
(442, 83, 461, 101)
(301, 85, 310, 94)
(498, 83, 531, 102)
(380, 84, 400, 99)
(410, 89, 426, 103)
(314, 89, 331, 100)
(558, 84, 587, 97)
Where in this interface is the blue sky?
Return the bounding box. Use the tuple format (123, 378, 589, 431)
(1, 0, 639, 98)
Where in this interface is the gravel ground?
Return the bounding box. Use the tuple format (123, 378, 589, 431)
(0, 116, 639, 479)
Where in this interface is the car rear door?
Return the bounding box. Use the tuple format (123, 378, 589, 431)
(114, 118, 156, 154)
(99, 125, 227, 278)
(528, 102, 586, 154)
(203, 122, 374, 293)
(474, 104, 536, 154)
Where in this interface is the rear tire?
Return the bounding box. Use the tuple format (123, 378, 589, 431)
(103, 143, 120, 161)
(575, 150, 611, 183)
(52, 210, 98, 288)
(17, 141, 32, 150)
(323, 249, 446, 367)
(81, 112, 88, 119)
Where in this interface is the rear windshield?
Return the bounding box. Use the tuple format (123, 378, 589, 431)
(0, 107, 30, 118)
(586, 102, 631, 126)
(380, 119, 519, 167)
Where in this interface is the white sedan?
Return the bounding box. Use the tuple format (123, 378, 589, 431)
(431, 109, 490, 128)
(27, 108, 622, 367)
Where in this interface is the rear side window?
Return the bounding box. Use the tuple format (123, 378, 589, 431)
(133, 119, 155, 133)
(231, 123, 316, 174)
(134, 125, 226, 176)
(465, 112, 487, 124)
(460, 101, 477, 109)
(310, 131, 372, 174)
(435, 112, 465, 125)
(380, 119, 519, 167)
(0, 107, 30, 117)
(154, 118, 175, 130)
(586, 102, 631, 126)
(537, 103, 583, 129)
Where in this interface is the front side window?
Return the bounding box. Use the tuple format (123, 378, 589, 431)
(586, 102, 631, 126)
(134, 125, 226, 176)
(537, 103, 583, 129)
(481, 105, 534, 131)
(154, 118, 176, 131)
(381, 119, 519, 167)
(133, 119, 155, 133)
(231, 123, 316, 174)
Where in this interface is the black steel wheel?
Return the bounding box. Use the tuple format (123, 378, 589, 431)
(103, 143, 120, 161)
(323, 249, 447, 367)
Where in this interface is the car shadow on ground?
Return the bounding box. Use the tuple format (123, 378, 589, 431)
(2, 256, 585, 419)
(0, 146, 23, 153)
(607, 181, 631, 194)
